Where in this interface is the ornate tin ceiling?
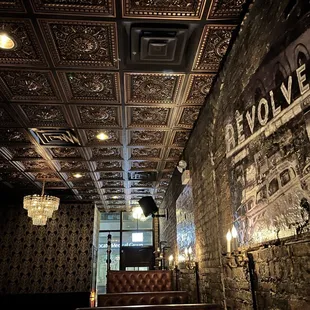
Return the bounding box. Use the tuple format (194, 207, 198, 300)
(0, 0, 246, 210)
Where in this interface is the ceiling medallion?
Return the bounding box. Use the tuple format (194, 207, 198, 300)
(66, 33, 99, 54)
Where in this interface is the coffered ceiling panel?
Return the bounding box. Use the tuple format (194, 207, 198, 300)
(0, 19, 46, 66)
(183, 74, 216, 105)
(0, 0, 25, 12)
(59, 71, 120, 103)
(0, 70, 61, 102)
(32, 0, 115, 16)
(40, 20, 118, 68)
(193, 24, 237, 71)
(127, 107, 172, 128)
(125, 73, 184, 105)
(0, 0, 247, 210)
(18, 104, 69, 127)
(75, 105, 122, 127)
(207, 0, 246, 20)
(122, 0, 207, 20)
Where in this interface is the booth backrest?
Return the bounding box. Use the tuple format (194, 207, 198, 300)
(106, 270, 172, 293)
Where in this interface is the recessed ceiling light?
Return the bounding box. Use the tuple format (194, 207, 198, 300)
(73, 173, 83, 178)
(112, 195, 119, 199)
(0, 33, 15, 50)
(96, 132, 109, 141)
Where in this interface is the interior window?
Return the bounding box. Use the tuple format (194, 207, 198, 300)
(268, 178, 279, 196)
(280, 169, 291, 186)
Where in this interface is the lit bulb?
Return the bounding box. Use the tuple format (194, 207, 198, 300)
(226, 230, 232, 241)
(178, 254, 185, 262)
(96, 132, 109, 141)
(0, 33, 15, 50)
(112, 195, 119, 199)
(168, 254, 174, 262)
(73, 173, 82, 178)
(188, 247, 192, 255)
(184, 248, 188, 256)
(231, 225, 238, 238)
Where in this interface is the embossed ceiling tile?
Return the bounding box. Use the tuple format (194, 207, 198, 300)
(101, 180, 124, 188)
(131, 188, 152, 195)
(21, 160, 51, 171)
(0, 19, 46, 66)
(0, 160, 15, 170)
(71, 179, 94, 188)
(0, 0, 25, 12)
(175, 106, 202, 128)
(125, 73, 184, 105)
(0, 105, 15, 126)
(0, 171, 26, 181)
(77, 188, 98, 195)
(127, 107, 171, 128)
(130, 181, 153, 188)
(7, 147, 42, 159)
(171, 130, 191, 146)
(207, 0, 246, 19)
(123, 0, 206, 19)
(156, 187, 167, 194)
(91, 147, 122, 159)
(32, 0, 115, 16)
(33, 172, 60, 181)
(95, 160, 123, 171)
(129, 147, 162, 159)
(163, 161, 177, 171)
(84, 129, 122, 146)
(49, 147, 81, 158)
(77, 105, 121, 127)
(128, 171, 157, 182)
(0, 128, 29, 143)
(183, 74, 216, 105)
(103, 188, 124, 194)
(158, 180, 170, 187)
(167, 147, 183, 160)
(19, 104, 68, 127)
(99, 172, 123, 180)
(193, 24, 236, 72)
(44, 181, 67, 188)
(39, 20, 118, 68)
(0, 70, 60, 102)
(60, 71, 120, 103)
(67, 172, 92, 180)
(130, 161, 158, 170)
(129, 130, 166, 146)
(80, 194, 101, 201)
(58, 160, 88, 171)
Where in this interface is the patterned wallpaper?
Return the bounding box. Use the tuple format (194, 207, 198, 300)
(0, 203, 96, 294)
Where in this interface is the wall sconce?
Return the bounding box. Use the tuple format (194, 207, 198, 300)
(224, 225, 248, 268)
(184, 247, 196, 270)
(90, 290, 96, 307)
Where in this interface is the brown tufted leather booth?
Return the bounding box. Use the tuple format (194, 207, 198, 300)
(106, 270, 172, 293)
(77, 304, 222, 309)
(98, 291, 188, 307)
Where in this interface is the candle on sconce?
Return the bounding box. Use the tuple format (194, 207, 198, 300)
(231, 224, 238, 252)
(168, 254, 174, 267)
(226, 230, 232, 254)
(184, 248, 188, 257)
(188, 247, 192, 261)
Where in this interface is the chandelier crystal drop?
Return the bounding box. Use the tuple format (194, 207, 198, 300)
(23, 181, 60, 226)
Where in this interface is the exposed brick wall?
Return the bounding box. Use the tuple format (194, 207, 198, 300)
(161, 0, 310, 309)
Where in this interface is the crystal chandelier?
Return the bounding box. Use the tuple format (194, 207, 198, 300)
(23, 180, 60, 225)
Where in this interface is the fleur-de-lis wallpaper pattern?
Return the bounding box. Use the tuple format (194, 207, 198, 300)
(0, 203, 95, 294)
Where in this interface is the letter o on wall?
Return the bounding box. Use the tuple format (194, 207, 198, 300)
(257, 98, 269, 126)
